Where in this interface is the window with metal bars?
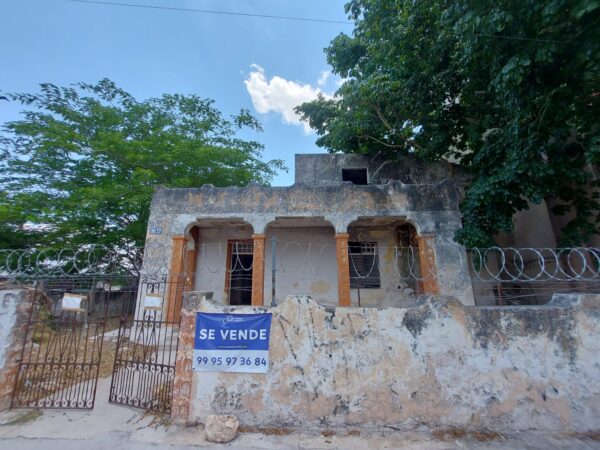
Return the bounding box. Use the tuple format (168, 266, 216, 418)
(348, 241, 381, 289)
(231, 241, 253, 255)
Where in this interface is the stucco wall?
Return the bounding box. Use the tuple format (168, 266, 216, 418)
(176, 292, 600, 432)
(0, 290, 31, 411)
(294, 153, 469, 187)
(145, 179, 475, 305)
(347, 227, 419, 307)
(263, 227, 339, 307)
(0, 292, 18, 370)
(195, 227, 253, 304)
(193, 226, 423, 308)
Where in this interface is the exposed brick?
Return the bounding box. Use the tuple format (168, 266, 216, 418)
(170, 292, 195, 425)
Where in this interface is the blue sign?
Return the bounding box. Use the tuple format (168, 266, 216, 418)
(192, 313, 272, 373)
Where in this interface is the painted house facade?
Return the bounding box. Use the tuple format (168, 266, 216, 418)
(141, 153, 475, 320)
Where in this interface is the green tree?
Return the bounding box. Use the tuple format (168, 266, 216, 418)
(0, 79, 284, 254)
(297, 0, 600, 247)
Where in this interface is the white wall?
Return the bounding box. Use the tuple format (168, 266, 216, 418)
(347, 227, 417, 307)
(264, 227, 339, 306)
(195, 227, 253, 304)
(0, 291, 18, 369)
(194, 226, 422, 307)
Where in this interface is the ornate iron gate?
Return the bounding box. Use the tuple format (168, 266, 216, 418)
(108, 277, 182, 413)
(11, 279, 109, 410)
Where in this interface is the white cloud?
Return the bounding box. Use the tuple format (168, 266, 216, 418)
(244, 64, 331, 134)
(317, 70, 331, 87)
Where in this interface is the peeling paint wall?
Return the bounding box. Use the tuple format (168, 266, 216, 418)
(294, 154, 469, 187)
(263, 227, 339, 307)
(195, 227, 253, 304)
(0, 290, 31, 411)
(347, 227, 418, 307)
(193, 226, 422, 308)
(145, 176, 474, 305)
(179, 293, 600, 432)
(0, 292, 18, 370)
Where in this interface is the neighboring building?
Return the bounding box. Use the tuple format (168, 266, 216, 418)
(141, 153, 475, 320)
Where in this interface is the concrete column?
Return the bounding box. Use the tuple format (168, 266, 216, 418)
(166, 235, 188, 322)
(335, 233, 351, 306)
(0, 290, 32, 411)
(184, 228, 199, 292)
(417, 234, 440, 295)
(171, 291, 208, 425)
(251, 234, 266, 306)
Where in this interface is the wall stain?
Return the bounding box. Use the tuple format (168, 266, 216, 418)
(402, 305, 432, 338)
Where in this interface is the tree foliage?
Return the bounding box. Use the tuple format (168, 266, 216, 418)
(0, 79, 284, 251)
(297, 0, 600, 246)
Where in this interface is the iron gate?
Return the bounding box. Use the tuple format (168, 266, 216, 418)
(108, 277, 182, 413)
(11, 279, 111, 409)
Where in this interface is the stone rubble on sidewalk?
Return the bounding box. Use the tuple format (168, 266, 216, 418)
(204, 414, 239, 443)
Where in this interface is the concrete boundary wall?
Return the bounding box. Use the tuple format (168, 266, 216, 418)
(172, 292, 600, 433)
(0, 290, 32, 411)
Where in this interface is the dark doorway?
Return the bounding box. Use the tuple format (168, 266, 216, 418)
(227, 241, 253, 305)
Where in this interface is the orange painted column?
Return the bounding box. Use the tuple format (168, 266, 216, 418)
(184, 228, 199, 292)
(417, 234, 440, 295)
(251, 234, 266, 306)
(166, 235, 188, 322)
(335, 233, 351, 306)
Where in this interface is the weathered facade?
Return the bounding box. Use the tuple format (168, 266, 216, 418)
(0, 290, 31, 411)
(142, 153, 474, 316)
(172, 292, 600, 432)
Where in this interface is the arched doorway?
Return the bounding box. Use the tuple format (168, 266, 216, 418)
(346, 217, 422, 307)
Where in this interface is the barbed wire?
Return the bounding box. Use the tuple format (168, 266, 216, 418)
(468, 247, 600, 282)
(1, 245, 599, 284)
(0, 242, 172, 278)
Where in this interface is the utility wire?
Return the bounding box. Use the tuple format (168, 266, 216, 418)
(68, 1, 569, 44)
(67, 0, 353, 25)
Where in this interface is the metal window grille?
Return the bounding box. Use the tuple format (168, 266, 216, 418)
(231, 242, 253, 255)
(348, 242, 381, 289)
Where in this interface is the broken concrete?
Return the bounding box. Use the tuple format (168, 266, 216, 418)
(173, 292, 600, 433)
(0, 290, 31, 411)
(204, 414, 239, 443)
(144, 153, 474, 305)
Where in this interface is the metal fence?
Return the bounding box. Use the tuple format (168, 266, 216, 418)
(2, 245, 600, 307)
(3, 269, 184, 413)
(2, 244, 599, 412)
(9, 277, 138, 410)
(108, 276, 184, 413)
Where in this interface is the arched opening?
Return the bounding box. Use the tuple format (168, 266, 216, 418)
(346, 217, 422, 307)
(192, 218, 255, 306)
(264, 217, 337, 306)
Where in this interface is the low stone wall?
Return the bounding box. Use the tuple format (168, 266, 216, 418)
(172, 292, 600, 433)
(0, 290, 32, 411)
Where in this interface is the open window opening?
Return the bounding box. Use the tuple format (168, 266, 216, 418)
(342, 168, 368, 185)
(348, 241, 381, 288)
(226, 240, 253, 305)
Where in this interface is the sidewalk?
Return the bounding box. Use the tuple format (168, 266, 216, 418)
(0, 377, 598, 449)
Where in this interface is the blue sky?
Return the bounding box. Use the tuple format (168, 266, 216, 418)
(0, 0, 350, 185)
